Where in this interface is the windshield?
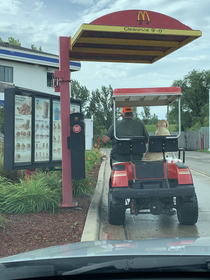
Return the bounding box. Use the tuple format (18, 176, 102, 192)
(0, 0, 209, 278)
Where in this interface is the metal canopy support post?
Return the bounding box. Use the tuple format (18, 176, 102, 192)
(57, 37, 77, 207)
(167, 104, 169, 122)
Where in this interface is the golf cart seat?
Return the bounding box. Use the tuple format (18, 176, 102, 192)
(148, 135, 186, 163)
(110, 137, 146, 167)
(117, 136, 146, 155)
(148, 135, 178, 153)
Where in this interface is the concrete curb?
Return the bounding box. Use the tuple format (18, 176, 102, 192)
(81, 151, 107, 241)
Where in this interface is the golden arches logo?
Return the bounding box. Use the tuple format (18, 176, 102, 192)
(137, 11, 150, 25)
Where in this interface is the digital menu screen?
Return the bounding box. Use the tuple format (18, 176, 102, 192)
(34, 97, 50, 162)
(14, 95, 32, 164)
(52, 100, 62, 161)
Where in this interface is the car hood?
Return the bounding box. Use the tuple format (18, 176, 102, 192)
(0, 237, 210, 263)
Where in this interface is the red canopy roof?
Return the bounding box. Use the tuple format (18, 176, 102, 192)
(70, 10, 201, 64)
(112, 87, 182, 107)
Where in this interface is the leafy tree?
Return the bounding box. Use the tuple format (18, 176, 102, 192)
(132, 107, 141, 121)
(31, 45, 43, 51)
(85, 85, 113, 145)
(71, 80, 90, 115)
(140, 106, 151, 125)
(150, 113, 159, 125)
(87, 85, 113, 130)
(0, 36, 43, 51)
(170, 69, 210, 130)
(8, 37, 21, 46)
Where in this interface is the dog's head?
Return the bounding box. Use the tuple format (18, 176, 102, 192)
(156, 119, 169, 129)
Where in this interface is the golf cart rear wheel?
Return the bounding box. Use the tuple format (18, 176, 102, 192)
(108, 191, 125, 225)
(177, 193, 198, 225)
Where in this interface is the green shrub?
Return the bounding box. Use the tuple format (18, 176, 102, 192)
(0, 176, 62, 214)
(72, 176, 94, 197)
(35, 170, 62, 191)
(86, 148, 102, 172)
(0, 148, 102, 214)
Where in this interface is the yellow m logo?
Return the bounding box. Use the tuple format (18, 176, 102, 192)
(137, 11, 150, 23)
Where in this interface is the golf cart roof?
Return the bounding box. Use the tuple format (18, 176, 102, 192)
(113, 87, 182, 107)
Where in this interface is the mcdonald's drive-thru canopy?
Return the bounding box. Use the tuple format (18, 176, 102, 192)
(70, 10, 202, 64)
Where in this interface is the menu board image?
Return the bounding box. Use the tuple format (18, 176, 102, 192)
(52, 100, 62, 161)
(35, 97, 50, 162)
(70, 103, 80, 114)
(14, 95, 32, 164)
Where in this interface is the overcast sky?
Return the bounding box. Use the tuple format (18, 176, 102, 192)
(0, 0, 209, 118)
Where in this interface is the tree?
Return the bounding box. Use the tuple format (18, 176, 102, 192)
(31, 45, 43, 51)
(140, 106, 151, 125)
(150, 113, 159, 125)
(8, 37, 21, 46)
(86, 85, 113, 144)
(132, 107, 141, 121)
(71, 80, 90, 115)
(170, 69, 210, 130)
(87, 85, 113, 130)
(0, 36, 43, 51)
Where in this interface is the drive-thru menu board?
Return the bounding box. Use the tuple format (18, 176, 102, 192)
(14, 95, 32, 164)
(52, 100, 62, 161)
(4, 87, 81, 170)
(35, 97, 50, 162)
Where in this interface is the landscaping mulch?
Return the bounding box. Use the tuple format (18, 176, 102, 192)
(0, 165, 100, 259)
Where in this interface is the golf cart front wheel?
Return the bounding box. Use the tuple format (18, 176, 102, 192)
(177, 193, 198, 225)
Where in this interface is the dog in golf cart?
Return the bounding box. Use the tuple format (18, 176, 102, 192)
(108, 87, 198, 226)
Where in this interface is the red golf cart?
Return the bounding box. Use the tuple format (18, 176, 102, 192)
(108, 87, 198, 226)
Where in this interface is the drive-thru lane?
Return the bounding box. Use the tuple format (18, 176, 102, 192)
(99, 151, 210, 240)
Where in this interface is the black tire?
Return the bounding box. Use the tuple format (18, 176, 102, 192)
(108, 191, 125, 225)
(177, 193, 198, 225)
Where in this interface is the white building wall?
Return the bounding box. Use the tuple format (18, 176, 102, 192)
(0, 59, 59, 96)
(85, 119, 93, 150)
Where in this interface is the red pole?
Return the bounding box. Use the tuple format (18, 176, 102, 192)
(56, 37, 76, 207)
(98, 137, 100, 150)
(200, 138, 203, 150)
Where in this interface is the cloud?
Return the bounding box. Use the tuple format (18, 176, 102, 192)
(0, 0, 21, 15)
(70, 0, 94, 6)
(33, 1, 46, 12)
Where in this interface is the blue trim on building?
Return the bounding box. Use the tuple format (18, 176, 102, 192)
(0, 48, 81, 68)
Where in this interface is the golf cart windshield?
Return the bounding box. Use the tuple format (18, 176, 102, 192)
(112, 87, 182, 140)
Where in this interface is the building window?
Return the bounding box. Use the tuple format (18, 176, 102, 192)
(47, 72, 54, 87)
(0, 66, 13, 82)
